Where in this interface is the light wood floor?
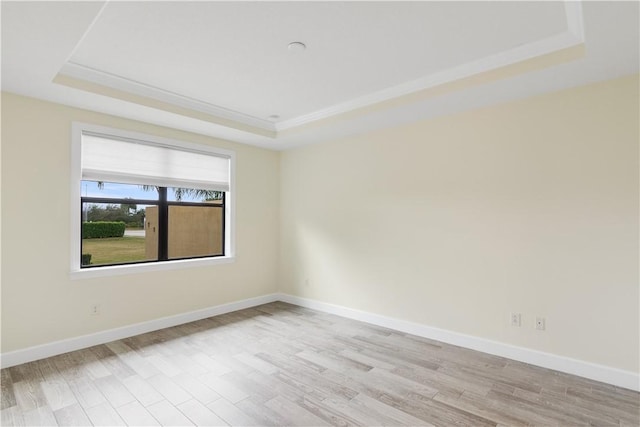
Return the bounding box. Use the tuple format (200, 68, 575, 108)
(1, 302, 638, 426)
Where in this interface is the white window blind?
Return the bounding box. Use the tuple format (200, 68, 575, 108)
(81, 133, 230, 192)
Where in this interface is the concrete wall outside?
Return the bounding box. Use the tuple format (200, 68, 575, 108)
(145, 201, 223, 259)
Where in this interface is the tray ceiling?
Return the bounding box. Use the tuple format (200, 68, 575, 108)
(2, 1, 638, 149)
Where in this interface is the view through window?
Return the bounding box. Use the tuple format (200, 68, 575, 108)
(81, 181, 225, 267)
(74, 127, 233, 271)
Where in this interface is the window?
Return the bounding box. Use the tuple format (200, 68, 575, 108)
(71, 123, 235, 277)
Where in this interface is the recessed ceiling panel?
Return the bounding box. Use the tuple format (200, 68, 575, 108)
(68, 1, 567, 122)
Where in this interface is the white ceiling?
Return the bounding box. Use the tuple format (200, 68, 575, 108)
(1, 1, 638, 150)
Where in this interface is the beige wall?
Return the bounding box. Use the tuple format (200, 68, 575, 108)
(1, 74, 638, 376)
(279, 75, 639, 373)
(1, 93, 280, 352)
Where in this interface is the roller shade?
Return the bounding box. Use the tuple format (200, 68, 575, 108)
(81, 133, 230, 192)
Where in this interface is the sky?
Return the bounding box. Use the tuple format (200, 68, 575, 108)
(81, 181, 205, 202)
(82, 181, 153, 200)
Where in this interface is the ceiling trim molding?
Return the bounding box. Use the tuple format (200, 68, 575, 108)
(564, 1, 585, 40)
(57, 62, 277, 133)
(54, 1, 584, 138)
(61, 1, 108, 65)
(275, 1, 585, 131)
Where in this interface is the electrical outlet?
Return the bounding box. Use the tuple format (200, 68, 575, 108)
(510, 313, 521, 327)
(535, 317, 545, 330)
(304, 278, 310, 287)
(90, 304, 100, 316)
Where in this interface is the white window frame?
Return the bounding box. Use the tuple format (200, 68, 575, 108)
(70, 122, 235, 279)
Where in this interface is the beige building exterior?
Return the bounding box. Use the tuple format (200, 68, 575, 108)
(145, 201, 223, 260)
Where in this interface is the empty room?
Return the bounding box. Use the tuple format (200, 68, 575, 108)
(1, 1, 638, 426)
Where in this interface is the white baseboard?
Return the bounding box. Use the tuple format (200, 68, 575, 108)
(278, 293, 640, 392)
(0, 293, 279, 369)
(3, 292, 638, 392)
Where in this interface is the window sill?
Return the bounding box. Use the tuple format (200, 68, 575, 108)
(70, 255, 235, 280)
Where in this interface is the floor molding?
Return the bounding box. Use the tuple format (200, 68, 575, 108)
(3, 291, 638, 392)
(278, 293, 640, 392)
(0, 293, 279, 369)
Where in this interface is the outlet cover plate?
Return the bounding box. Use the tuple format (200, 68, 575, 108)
(510, 313, 521, 327)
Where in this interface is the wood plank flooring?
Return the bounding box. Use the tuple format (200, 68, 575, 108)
(1, 302, 638, 426)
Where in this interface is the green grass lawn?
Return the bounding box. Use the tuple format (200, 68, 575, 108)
(82, 236, 147, 265)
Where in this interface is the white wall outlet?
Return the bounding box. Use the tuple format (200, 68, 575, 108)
(510, 313, 521, 327)
(535, 317, 545, 330)
(90, 304, 100, 316)
(304, 278, 310, 287)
